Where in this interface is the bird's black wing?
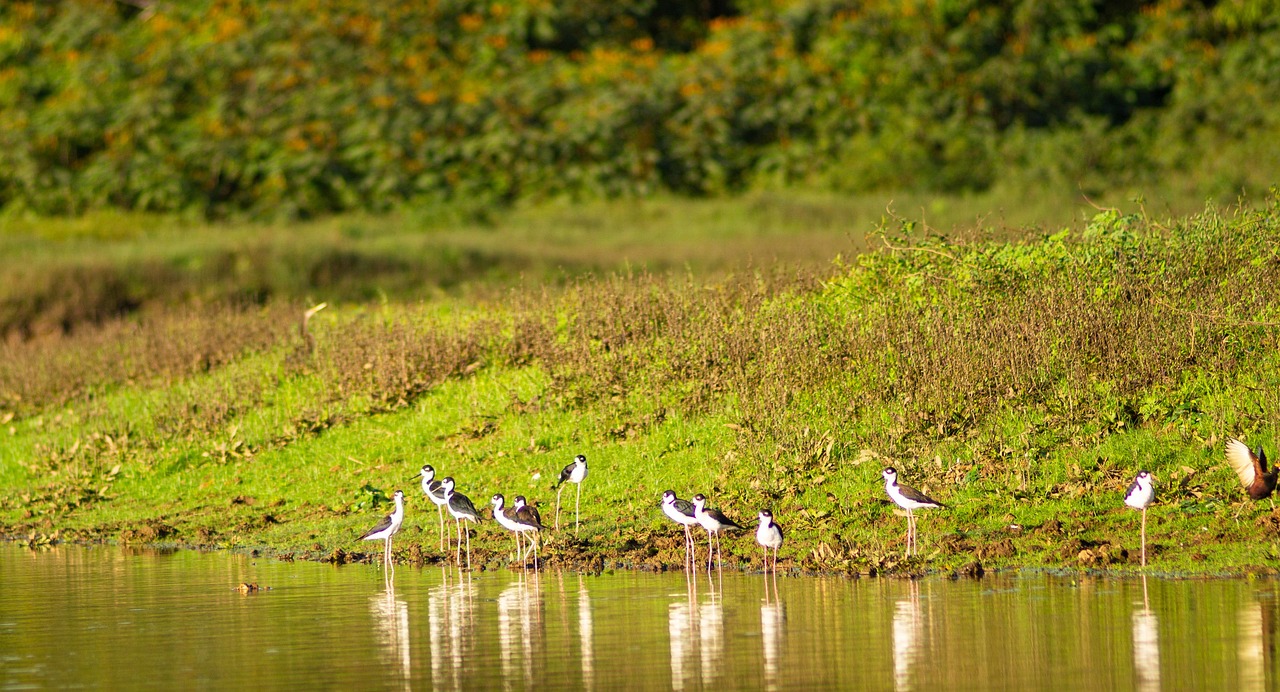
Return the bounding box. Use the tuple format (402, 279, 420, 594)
(358, 513, 393, 540)
(775, 521, 784, 541)
(514, 505, 545, 530)
(451, 492, 481, 520)
(709, 509, 744, 529)
(671, 498, 695, 518)
(898, 483, 946, 508)
(424, 478, 443, 495)
(1124, 478, 1141, 501)
(557, 462, 575, 488)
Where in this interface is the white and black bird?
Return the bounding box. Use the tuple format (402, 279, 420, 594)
(511, 496, 546, 571)
(415, 464, 450, 552)
(1124, 470, 1155, 567)
(441, 477, 481, 570)
(755, 509, 784, 576)
(555, 454, 589, 536)
(490, 494, 525, 564)
(1224, 438, 1278, 506)
(661, 490, 700, 572)
(882, 467, 946, 558)
(692, 494, 743, 574)
(358, 489, 405, 572)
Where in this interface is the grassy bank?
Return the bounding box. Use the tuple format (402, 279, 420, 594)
(3, 195, 1280, 577)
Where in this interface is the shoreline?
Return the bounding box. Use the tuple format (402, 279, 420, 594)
(7, 530, 1278, 582)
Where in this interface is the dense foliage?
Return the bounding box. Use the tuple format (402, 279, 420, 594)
(1, 0, 1278, 217)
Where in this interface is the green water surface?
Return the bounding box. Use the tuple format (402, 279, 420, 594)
(1, 544, 1276, 690)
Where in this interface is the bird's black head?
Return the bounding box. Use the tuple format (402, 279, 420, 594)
(490, 493, 504, 506)
(662, 490, 676, 503)
(882, 467, 897, 480)
(693, 493, 707, 504)
(575, 454, 587, 464)
(441, 477, 456, 490)
(760, 509, 773, 519)
(513, 496, 527, 506)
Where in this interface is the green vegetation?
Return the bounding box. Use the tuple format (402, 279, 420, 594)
(4, 195, 1280, 576)
(1, 1, 1278, 217)
(5, 183, 1210, 340)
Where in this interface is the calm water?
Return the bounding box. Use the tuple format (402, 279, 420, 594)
(2, 544, 1278, 690)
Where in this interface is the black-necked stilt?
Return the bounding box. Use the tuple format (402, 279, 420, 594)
(555, 454, 589, 536)
(691, 494, 743, 574)
(415, 464, 449, 551)
(1124, 470, 1155, 567)
(755, 510, 783, 574)
(1225, 438, 1277, 507)
(359, 489, 405, 572)
(882, 467, 946, 557)
(491, 494, 524, 564)
(756, 509, 783, 602)
(661, 490, 699, 572)
(441, 477, 481, 570)
(511, 496, 545, 571)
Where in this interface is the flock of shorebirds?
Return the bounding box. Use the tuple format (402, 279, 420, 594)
(357, 437, 1277, 576)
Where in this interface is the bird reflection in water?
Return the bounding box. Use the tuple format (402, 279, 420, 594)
(667, 569, 729, 690)
(760, 599, 784, 692)
(669, 595, 695, 691)
(369, 582, 411, 692)
(1236, 593, 1277, 692)
(892, 581, 923, 692)
(427, 567, 477, 692)
(1131, 575, 1160, 692)
(579, 577, 595, 691)
(497, 573, 545, 691)
(699, 592, 724, 688)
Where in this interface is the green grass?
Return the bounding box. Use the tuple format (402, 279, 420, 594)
(4, 191, 1280, 577)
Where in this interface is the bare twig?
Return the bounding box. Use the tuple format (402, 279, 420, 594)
(1146, 290, 1280, 328)
(114, 0, 159, 20)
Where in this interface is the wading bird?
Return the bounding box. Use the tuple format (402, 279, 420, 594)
(511, 496, 545, 572)
(441, 478, 481, 570)
(882, 468, 946, 557)
(661, 491, 700, 572)
(756, 509, 784, 603)
(415, 465, 449, 551)
(359, 489, 405, 573)
(755, 510, 784, 576)
(490, 494, 524, 563)
(1224, 438, 1277, 508)
(692, 494, 743, 574)
(556, 454, 589, 535)
(1124, 471, 1155, 567)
